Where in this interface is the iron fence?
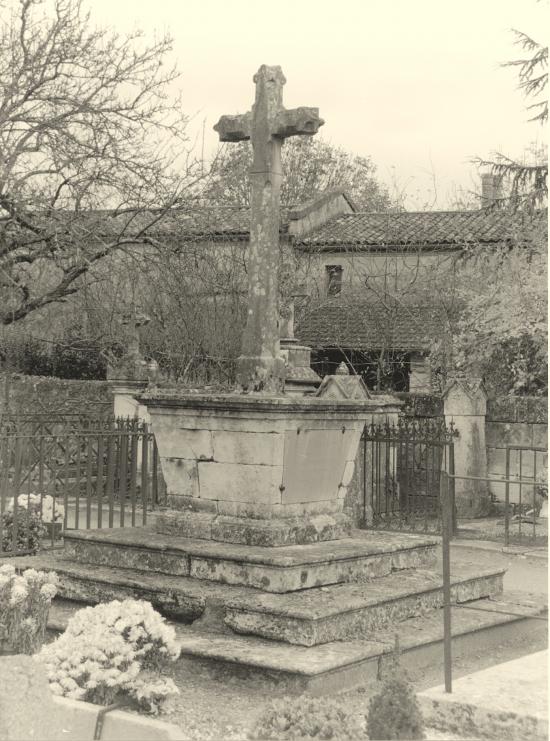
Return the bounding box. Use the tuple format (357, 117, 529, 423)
(362, 417, 458, 534)
(0, 419, 164, 556)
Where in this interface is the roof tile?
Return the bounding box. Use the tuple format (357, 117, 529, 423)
(295, 298, 449, 350)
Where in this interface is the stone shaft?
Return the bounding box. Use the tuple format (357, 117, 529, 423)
(214, 65, 323, 390)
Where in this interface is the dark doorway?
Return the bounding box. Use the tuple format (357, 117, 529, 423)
(310, 348, 411, 392)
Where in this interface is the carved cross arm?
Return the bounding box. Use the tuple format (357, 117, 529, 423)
(274, 107, 324, 139)
(214, 112, 252, 142)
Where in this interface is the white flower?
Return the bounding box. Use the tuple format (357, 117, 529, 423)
(9, 581, 28, 606)
(0, 564, 15, 576)
(39, 583, 57, 600)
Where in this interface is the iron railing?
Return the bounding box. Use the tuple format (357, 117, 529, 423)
(362, 418, 457, 534)
(0, 419, 163, 556)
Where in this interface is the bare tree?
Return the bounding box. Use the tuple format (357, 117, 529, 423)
(0, 0, 203, 326)
(204, 137, 395, 212)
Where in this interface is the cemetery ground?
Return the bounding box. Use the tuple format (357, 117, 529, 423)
(36, 534, 546, 741)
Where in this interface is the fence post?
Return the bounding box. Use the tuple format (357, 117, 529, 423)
(441, 470, 453, 693)
(504, 447, 510, 547)
(449, 439, 457, 536)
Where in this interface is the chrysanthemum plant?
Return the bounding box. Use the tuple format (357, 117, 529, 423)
(39, 599, 181, 714)
(0, 564, 58, 654)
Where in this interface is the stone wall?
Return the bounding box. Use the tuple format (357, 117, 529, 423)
(0, 373, 113, 419)
(486, 396, 547, 503)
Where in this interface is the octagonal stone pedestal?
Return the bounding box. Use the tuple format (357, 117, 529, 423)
(140, 392, 401, 546)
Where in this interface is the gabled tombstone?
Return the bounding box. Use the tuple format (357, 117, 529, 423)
(315, 362, 372, 400)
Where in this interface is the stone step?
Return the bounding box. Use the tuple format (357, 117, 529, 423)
(62, 527, 438, 593)
(9, 552, 504, 646)
(47, 592, 547, 697)
(223, 566, 505, 646)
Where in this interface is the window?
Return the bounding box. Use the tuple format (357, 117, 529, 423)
(326, 265, 343, 296)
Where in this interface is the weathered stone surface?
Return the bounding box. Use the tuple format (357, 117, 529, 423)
(224, 567, 505, 646)
(198, 460, 282, 504)
(419, 650, 548, 741)
(58, 529, 438, 597)
(154, 510, 215, 540)
(63, 538, 191, 576)
(0, 656, 63, 740)
(162, 457, 200, 499)
(176, 593, 545, 682)
(215, 498, 344, 519)
(141, 393, 399, 545)
(213, 66, 323, 390)
(9, 551, 258, 623)
(154, 427, 214, 460)
(46, 592, 547, 696)
(444, 378, 490, 517)
(210, 513, 351, 547)
(211, 429, 283, 465)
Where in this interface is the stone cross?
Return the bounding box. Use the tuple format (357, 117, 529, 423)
(214, 65, 324, 391)
(121, 307, 150, 362)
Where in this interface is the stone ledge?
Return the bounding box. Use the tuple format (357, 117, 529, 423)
(224, 568, 505, 645)
(154, 510, 352, 546)
(62, 528, 437, 592)
(45, 592, 547, 698)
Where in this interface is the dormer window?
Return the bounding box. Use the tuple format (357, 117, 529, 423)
(326, 265, 343, 296)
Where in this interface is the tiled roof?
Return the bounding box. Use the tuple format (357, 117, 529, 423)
(294, 209, 547, 249)
(295, 298, 449, 351)
(87, 206, 290, 240)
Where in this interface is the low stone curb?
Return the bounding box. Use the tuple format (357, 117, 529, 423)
(452, 538, 548, 561)
(54, 695, 185, 740)
(418, 650, 548, 741)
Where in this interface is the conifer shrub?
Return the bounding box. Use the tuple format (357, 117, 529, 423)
(366, 637, 425, 740)
(249, 696, 363, 740)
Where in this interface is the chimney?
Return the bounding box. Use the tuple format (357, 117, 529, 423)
(480, 173, 503, 208)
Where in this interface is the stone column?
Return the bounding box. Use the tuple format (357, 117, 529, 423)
(109, 379, 151, 423)
(279, 297, 321, 396)
(443, 377, 490, 517)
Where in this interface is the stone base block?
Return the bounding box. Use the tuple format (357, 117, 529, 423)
(153, 510, 351, 547)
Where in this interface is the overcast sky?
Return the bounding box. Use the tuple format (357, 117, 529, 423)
(90, 0, 547, 209)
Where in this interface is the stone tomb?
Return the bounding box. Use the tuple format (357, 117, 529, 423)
(145, 392, 401, 547)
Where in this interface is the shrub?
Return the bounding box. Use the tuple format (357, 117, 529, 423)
(249, 696, 363, 740)
(1, 508, 44, 554)
(0, 564, 58, 654)
(38, 599, 180, 714)
(366, 639, 425, 740)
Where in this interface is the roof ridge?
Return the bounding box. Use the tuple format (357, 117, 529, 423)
(350, 209, 494, 216)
